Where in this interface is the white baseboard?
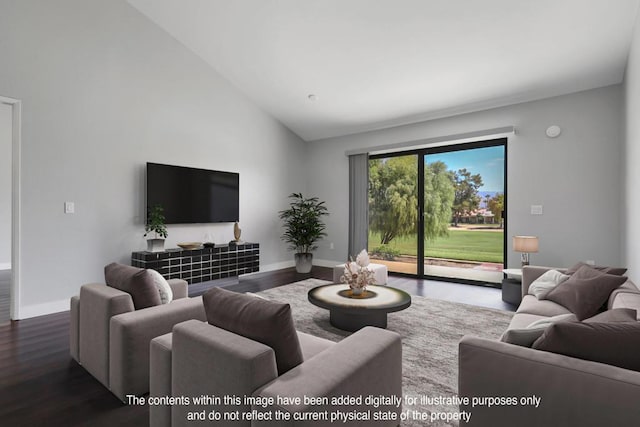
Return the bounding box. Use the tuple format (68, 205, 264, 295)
(240, 260, 295, 277)
(0, 262, 11, 271)
(261, 260, 296, 271)
(314, 258, 343, 268)
(242, 258, 343, 277)
(18, 298, 69, 320)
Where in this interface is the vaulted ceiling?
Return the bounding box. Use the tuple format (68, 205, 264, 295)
(128, 0, 640, 141)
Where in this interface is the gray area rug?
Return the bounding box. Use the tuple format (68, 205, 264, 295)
(256, 279, 513, 427)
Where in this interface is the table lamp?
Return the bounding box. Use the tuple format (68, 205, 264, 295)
(513, 236, 539, 267)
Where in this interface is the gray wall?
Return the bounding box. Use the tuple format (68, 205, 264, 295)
(308, 86, 624, 270)
(0, 102, 10, 269)
(624, 9, 640, 281)
(1, 0, 629, 317)
(0, 0, 307, 317)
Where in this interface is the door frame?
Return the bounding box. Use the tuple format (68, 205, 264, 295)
(369, 137, 507, 286)
(1, 95, 22, 320)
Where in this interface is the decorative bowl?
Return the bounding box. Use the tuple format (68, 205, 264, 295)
(177, 242, 203, 250)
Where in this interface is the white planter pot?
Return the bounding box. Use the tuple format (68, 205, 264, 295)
(147, 238, 165, 253)
(294, 253, 313, 273)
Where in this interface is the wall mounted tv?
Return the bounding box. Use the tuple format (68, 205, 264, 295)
(146, 162, 239, 224)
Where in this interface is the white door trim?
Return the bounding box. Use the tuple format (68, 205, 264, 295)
(1, 95, 22, 320)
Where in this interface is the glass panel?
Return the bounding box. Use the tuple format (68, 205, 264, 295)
(368, 154, 418, 275)
(424, 145, 504, 283)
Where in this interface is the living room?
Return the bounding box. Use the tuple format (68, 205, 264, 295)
(2, 0, 640, 426)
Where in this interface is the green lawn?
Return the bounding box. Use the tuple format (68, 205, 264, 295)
(368, 229, 504, 263)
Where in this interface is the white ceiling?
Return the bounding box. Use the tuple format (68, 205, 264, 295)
(128, 0, 640, 141)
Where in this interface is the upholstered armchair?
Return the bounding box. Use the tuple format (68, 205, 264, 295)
(69, 264, 206, 401)
(149, 287, 403, 427)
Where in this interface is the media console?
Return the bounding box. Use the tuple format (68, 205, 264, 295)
(131, 243, 259, 284)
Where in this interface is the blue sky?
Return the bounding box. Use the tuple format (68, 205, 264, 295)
(426, 145, 504, 192)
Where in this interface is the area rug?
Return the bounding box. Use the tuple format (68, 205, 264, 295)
(256, 279, 513, 427)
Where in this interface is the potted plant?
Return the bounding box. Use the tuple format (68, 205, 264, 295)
(144, 205, 168, 252)
(278, 193, 329, 273)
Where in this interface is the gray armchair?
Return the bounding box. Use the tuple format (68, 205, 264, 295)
(150, 320, 403, 427)
(70, 280, 206, 401)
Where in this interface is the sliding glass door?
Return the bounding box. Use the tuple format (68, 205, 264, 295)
(422, 143, 505, 283)
(368, 139, 506, 284)
(368, 154, 419, 275)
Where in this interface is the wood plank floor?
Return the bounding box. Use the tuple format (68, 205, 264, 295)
(0, 267, 514, 426)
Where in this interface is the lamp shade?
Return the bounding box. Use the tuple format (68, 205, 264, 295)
(513, 236, 539, 253)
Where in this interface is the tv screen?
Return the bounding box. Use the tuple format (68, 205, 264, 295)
(146, 163, 239, 224)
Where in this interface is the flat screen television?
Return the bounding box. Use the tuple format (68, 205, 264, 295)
(146, 162, 239, 224)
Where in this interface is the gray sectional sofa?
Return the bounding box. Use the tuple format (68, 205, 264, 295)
(458, 265, 640, 426)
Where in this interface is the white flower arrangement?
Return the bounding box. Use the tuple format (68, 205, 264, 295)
(340, 249, 376, 294)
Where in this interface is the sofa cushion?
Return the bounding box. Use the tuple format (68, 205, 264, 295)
(615, 280, 640, 293)
(202, 287, 303, 375)
(147, 269, 173, 304)
(517, 295, 572, 317)
(611, 292, 640, 317)
(501, 313, 577, 347)
(104, 262, 161, 309)
(545, 265, 627, 320)
(297, 331, 335, 361)
(583, 308, 637, 323)
(608, 281, 640, 309)
(529, 269, 570, 299)
(565, 261, 627, 276)
(532, 321, 640, 372)
(507, 312, 550, 330)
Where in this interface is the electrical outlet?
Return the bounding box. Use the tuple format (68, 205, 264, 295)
(530, 205, 543, 215)
(64, 202, 75, 214)
(329, 242, 334, 250)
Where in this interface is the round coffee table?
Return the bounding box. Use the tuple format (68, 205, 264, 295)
(308, 284, 411, 332)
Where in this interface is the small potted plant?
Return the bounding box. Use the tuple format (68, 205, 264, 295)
(278, 193, 329, 273)
(145, 205, 168, 252)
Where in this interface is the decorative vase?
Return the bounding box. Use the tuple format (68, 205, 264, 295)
(147, 238, 165, 253)
(294, 253, 313, 273)
(234, 222, 242, 242)
(341, 250, 375, 296)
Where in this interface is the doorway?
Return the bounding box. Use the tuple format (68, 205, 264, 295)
(368, 139, 506, 285)
(0, 96, 21, 323)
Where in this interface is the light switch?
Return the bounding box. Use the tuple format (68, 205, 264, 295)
(530, 205, 543, 215)
(64, 202, 75, 214)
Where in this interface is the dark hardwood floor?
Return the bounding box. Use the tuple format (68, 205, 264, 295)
(0, 267, 514, 426)
(192, 267, 515, 311)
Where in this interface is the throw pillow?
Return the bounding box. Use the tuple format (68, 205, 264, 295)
(565, 262, 627, 276)
(244, 292, 268, 300)
(529, 269, 570, 299)
(583, 308, 637, 323)
(104, 262, 161, 309)
(532, 321, 640, 372)
(544, 265, 627, 320)
(202, 287, 303, 375)
(147, 269, 173, 304)
(500, 313, 577, 347)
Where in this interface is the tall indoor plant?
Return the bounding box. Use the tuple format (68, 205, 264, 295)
(279, 193, 329, 273)
(144, 205, 168, 252)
